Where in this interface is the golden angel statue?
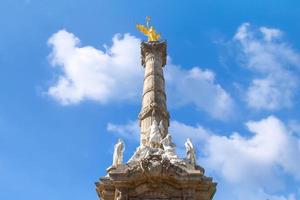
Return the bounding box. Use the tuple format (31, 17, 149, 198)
(136, 16, 161, 42)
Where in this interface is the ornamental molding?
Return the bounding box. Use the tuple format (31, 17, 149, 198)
(141, 41, 167, 67)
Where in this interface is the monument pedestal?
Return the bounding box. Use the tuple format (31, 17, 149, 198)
(96, 154, 216, 200)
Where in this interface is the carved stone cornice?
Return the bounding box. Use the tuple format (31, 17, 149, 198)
(96, 153, 216, 200)
(141, 41, 167, 67)
(138, 103, 170, 123)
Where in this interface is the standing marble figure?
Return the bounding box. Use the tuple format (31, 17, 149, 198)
(112, 139, 124, 166)
(185, 138, 196, 166)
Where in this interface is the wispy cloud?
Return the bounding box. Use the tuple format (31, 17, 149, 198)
(107, 120, 139, 142)
(233, 23, 300, 110)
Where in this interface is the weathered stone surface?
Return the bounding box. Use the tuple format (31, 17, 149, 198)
(96, 41, 217, 200)
(97, 153, 216, 200)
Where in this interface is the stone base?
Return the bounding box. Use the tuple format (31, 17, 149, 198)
(96, 154, 216, 200)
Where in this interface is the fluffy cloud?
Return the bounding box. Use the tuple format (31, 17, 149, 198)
(203, 116, 300, 185)
(169, 120, 210, 145)
(234, 23, 300, 110)
(169, 116, 300, 187)
(165, 64, 234, 119)
(47, 30, 143, 105)
(108, 116, 300, 200)
(246, 74, 297, 110)
(47, 30, 233, 119)
(202, 116, 300, 200)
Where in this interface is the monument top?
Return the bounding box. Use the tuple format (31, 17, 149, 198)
(136, 16, 161, 42)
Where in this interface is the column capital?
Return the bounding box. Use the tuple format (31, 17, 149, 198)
(141, 41, 167, 67)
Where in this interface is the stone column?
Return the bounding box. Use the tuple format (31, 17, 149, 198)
(138, 41, 170, 146)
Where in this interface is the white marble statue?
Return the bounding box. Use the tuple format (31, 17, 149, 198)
(128, 145, 148, 163)
(113, 139, 124, 166)
(161, 134, 182, 164)
(161, 134, 175, 151)
(149, 120, 162, 148)
(185, 138, 196, 166)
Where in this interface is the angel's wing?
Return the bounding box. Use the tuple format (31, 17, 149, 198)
(136, 24, 149, 35)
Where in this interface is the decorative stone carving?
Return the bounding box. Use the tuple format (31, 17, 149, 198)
(149, 120, 162, 148)
(97, 149, 216, 200)
(141, 41, 167, 67)
(128, 145, 164, 164)
(141, 155, 164, 176)
(185, 138, 196, 167)
(113, 139, 124, 166)
(128, 146, 150, 163)
(161, 134, 183, 165)
(115, 189, 127, 200)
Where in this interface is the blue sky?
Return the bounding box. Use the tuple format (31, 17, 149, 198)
(1, 0, 300, 200)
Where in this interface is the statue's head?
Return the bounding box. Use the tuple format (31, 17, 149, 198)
(149, 26, 154, 31)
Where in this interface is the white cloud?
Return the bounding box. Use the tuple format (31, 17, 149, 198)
(165, 64, 234, 119)
(259, 27, 282, 42)
(201, 115, 300, 200)
(169, 120, 210, 144)
(246, 74, 297, 110)
(203, 116, 300, 186)
(47, 30, 143, 105)
(107, 120, 139, 141)
(47, 30, 234, 119)
(234, 23, 300, 110)
(168, 120, 212, 157)
(169, 116, 300, 187)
